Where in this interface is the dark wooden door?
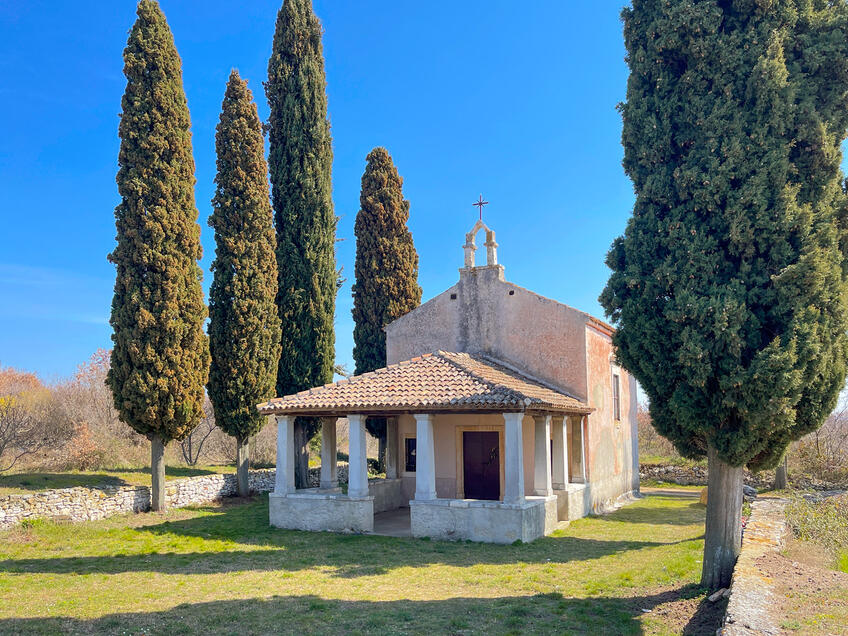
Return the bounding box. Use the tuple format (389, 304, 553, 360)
(463, 431, 500, 500)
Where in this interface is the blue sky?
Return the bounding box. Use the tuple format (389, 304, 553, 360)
(0, 1, 634, 382)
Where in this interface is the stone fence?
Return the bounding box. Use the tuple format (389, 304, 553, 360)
(721, 497, 789, 635)
(640, 463, 773, 489)
(0, 463, 351, 530)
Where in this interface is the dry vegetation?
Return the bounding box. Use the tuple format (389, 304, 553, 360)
(638, 400, 848, 488)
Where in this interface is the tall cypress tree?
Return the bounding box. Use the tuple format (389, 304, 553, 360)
(107, 0, 209, 511)
(208, 70, 281, 498)
(601, 0, 848, 589)
(266, 0, 336, 487)
(352, 148, 421, 464)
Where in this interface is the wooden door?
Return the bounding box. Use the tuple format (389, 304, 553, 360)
(462, 431, 500, 500)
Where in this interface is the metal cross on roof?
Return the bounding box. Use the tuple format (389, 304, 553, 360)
(473, 194, 489, 220)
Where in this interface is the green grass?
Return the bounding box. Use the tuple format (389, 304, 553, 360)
(0, 465, 237, 496)
(839, 550, 848, 574)
(0, 492, 719, 635)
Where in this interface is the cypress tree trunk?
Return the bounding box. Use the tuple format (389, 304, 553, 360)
(236, 435, 250, 498)
(294, 420, 310, 488)
(774, 455, 788, 490)
(701, 445, 743, 590)
(151, 433, 166, 512)
(378, 435, 386, 474)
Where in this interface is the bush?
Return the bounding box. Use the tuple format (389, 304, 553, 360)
(785, 494, 848, 567)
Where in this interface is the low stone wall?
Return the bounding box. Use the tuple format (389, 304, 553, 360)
(0, 469, 278, 530)
(269, 491, 374, 533)
(721, 497, 789, 635)
(640, 463, 772, 489)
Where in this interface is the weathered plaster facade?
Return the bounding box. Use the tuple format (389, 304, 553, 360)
(385, 223, 639, 513)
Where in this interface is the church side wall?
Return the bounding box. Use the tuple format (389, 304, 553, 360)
(584, 325, 639, 511)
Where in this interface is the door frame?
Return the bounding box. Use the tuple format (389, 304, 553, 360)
(455, 425, 505, 500)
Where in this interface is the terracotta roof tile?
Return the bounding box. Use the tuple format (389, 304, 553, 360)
(258, 351, 591, 416)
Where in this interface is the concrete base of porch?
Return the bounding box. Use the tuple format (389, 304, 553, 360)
(409, 495, 557, 544)
(269, 492, 374, 533)
(553, 483, 590, 522)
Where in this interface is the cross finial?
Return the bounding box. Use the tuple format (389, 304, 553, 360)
(473, 194, 489, 220)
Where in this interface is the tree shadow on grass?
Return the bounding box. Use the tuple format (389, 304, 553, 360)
(0, 495, 703, 578)
(0, 588, 725, 635)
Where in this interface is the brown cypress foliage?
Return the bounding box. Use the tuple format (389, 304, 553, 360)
(208, 70, 281, 497)
(107, 0, 209, 511)
(266, 0, 337, 486)
(352, 148, 421, 463)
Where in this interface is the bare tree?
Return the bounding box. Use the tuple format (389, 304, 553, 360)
(179, 398, 217, 466)
(0, 383, 71, 473)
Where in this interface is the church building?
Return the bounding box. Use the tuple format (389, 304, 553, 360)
(260, 219, 639, 543)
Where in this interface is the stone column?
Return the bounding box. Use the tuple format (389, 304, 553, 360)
(414, 413, 437, 500)
(347, 414, 369, 498)
(503, 412, 525, 504)
(320, 417, 338, 490)
(385, 417, 399, 480)
(569, 416, 587, 483)
(580, 415, 588, 482)
(533, 415, 553, 496)
(551, 416, 568, 490)
(275, 415, 294, 494)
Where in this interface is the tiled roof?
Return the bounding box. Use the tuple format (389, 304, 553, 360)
(258, 351, 591, 416)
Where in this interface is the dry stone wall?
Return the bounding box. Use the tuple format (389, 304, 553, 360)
(0, 463, 353, 530)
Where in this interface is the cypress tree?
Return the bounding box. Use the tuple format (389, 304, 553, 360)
(352, 148, 421, 464)
(107, 0, 209, 511)
(266, 0, 336, 487)
(601, 0, 848, 589)
(208, 70, 281, 498)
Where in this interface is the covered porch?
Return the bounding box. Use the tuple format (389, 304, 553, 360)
(258, 351, 593, 544)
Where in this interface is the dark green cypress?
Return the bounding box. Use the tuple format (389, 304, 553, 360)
(352, 148, 421, 462)
(208, 70, 281, 497)
(266, 0, 336, 486)
(601, 0, 848, 589)
(107, 0, 209, 511)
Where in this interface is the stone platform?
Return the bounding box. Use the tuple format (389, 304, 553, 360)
(409, 495, 558, 543)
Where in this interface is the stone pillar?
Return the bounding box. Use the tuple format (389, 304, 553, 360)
(484, 229, 498, 265)
(533, 415, 553, 496)
(569, 416, 587, 483)
(347, 414, 369, 498)
(503, 412, 525, 504)
(320, 417, 338, 490)
(551, 416, 568, 490)
(580, 416, 588, 482)
(385, 417, 399, 480)
(414, 413, 437, 500)
(463, 232, 476, 268)
(275, 415, 294, 494)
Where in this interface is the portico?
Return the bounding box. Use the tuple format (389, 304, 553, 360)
(261, 350, 592, 543)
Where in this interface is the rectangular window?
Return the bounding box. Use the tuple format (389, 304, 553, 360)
(404, 438, 417, 472)
(612, 373, 621, 421)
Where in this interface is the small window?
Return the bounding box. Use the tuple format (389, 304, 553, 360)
(612, 373, 621, 421)
(405, 438, 417, 472)
(450, 293, 457, 300)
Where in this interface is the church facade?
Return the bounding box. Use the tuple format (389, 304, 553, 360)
(261, 221, 639, 543)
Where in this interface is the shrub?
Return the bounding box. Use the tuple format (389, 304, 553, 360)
(785, 494, 848, 567)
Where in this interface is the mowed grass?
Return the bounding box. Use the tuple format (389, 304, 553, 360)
(0, 465, 238, 496)
(0, 492, 715, 635)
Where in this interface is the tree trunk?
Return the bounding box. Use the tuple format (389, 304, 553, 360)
(701, 445, 743, 590)
(236, 435, 250, 497)
(151, 433, 166, 512)
(378, 434, 386, 474)
(293, 420, 310, 489)
(774, 454, 788, 490)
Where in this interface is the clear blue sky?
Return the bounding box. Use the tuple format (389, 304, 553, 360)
(0, 1, 634, 382)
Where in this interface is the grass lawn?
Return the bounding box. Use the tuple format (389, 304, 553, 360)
(0, 466, 238, 496)
(0, 491, 721, 635)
